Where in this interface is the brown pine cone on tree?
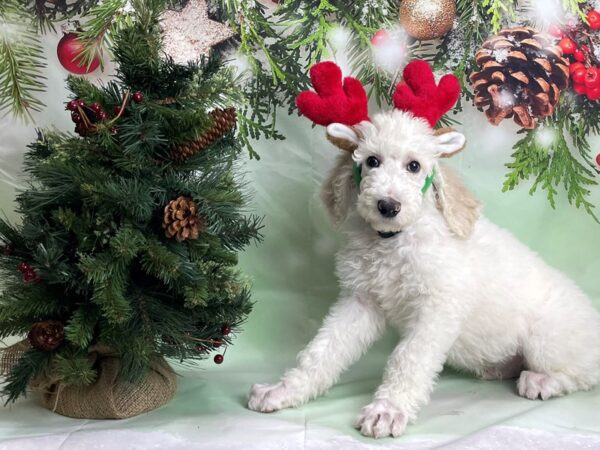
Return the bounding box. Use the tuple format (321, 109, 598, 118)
(28, 320, 65, 352)
(163, 196, 204, 241)
(470, 27, 569, 129)
(171, 108, 237, 161)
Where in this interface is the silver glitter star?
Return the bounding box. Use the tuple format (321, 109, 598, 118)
(161, 0, 235, 64)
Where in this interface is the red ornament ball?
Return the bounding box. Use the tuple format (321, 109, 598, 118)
(67, 100, 79, 111)
(97, 110, 108, 121)
(221, 324, 231, 335)
(57, 33, 101, 75)
(587, 10, 600, 30)
(77, 99, 86, 108)
(559, 37, 576, 55)
(370, 30, 389, 46)
(595, 153, 600, 166)
(214, 354, 224, 364)
(132, 91, 144, 103)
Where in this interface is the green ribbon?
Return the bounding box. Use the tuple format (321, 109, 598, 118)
(352, 163, 435, 194)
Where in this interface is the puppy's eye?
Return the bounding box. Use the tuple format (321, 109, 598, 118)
(407, 161, 420, 173)
(366, 156, 380, 168)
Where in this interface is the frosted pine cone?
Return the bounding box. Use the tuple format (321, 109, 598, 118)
(470, 27, 569, 129)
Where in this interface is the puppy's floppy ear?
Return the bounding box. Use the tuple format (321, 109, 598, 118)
(321, 151, 356, 227)
(434, 128, 466, 158)
(325, 123, 362, 153)
(434, 164, 480, 239)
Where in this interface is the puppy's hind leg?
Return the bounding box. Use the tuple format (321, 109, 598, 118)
(248, 294, 386, 413)
(517, 296, 600, 401)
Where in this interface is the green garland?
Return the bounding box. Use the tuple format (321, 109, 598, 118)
(1, 0, 598, 218)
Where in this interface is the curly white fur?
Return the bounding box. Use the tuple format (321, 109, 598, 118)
(248, 110, 600, 438)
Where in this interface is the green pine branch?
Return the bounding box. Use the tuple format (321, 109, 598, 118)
(0, 1, 46, 121)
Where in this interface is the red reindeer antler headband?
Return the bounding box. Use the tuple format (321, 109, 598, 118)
(296, 59, 461, 129)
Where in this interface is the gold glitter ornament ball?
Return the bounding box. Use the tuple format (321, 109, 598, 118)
(399, 0, 456, 41)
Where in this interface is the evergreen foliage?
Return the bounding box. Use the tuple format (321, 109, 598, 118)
(0, 0, 261, 402)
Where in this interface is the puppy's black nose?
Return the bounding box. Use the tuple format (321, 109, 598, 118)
(377, 199, 401, 218)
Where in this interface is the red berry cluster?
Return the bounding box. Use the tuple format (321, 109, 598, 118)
(213, 324, 231, 365)
(551, 10, 600, 101)
(18, 262, 41, 284)
(66, 99, 110, 136)
(66, 91, 144, 137)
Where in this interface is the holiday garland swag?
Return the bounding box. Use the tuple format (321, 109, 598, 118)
(0, 1, 261, 418)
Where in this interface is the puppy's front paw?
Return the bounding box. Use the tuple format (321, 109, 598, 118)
(355, 399, 408, 439)
(247, 382, 301, 413)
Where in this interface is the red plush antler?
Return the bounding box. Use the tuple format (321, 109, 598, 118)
(296, 62, 369, 126)
(393, 60, 460, 127)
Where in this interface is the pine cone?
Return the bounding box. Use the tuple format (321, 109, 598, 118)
(28, 320, 65, 352)
(163, 196, 204, 242)
(171, 108, 237, 161)
(470, 27, 569, 129)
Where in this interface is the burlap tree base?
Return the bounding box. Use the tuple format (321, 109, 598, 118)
(1, 342, 177, 419)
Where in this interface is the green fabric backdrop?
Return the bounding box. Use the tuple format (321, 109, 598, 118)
(0, 40, 599, 447)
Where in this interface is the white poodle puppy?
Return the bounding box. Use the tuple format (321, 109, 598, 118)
(248, 110, 600, 438)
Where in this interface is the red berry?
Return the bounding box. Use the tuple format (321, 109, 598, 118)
(77, 99, 85, 108)
(371, 30, 389, 46)
(569, 62, 585, 74)
(18, 262, 30, 273)
(213, 339, 223, 348)
(587, 10, 600, 30)
(221, 324, 231, 335)
(559, 37, 576, 54)
(97, 110, 108, 121)
(67, 100, 78, 111)
(585, 67, 600, 89)
(572, 67, 587, 84)
(110, 127, 118, 135)
(195, 343, 206, 352)
(132, 91, 144, 103)
(113, 106, 122, 115)
(596, 153, 600, 166)
(71, 112, 82, 123)
(90, 102, 102, 113)
(214, 354, 224, 364)
(587, 86, 600, 101)
(23, 270, 37, 282)
(573, 82, 587, 95)
(548, 24, 564, 37)
(574, 49, 586, 62)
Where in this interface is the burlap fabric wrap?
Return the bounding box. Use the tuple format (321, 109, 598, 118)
(1, 341, 177, 419)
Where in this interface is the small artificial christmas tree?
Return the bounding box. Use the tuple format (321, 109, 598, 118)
(0, 0, 261, 416)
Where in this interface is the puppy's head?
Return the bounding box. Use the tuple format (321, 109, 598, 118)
(321, 110, 479, 238)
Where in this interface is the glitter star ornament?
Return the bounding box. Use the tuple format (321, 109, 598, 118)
(161, 0, 235, 64)
(399, 0, 456, 41)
